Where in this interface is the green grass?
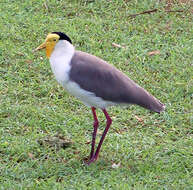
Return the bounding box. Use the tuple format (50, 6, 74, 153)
(0, 0, 193, 189)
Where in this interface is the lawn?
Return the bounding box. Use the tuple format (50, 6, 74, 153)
(0, 0, 193, 189)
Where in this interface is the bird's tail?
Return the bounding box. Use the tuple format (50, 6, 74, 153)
(133, 87, 165, 113)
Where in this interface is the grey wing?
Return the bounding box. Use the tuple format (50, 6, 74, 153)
(69, 51, 165, 113)
(69, 51, 137, 104)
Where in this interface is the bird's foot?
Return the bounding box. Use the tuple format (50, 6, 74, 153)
(85, 156, 97, 165)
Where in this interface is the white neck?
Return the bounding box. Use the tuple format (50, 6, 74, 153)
(49, 40, 75, 85)
(50, 40, 75, 59)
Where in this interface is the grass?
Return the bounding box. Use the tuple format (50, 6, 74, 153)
(0, 0, 193, 189)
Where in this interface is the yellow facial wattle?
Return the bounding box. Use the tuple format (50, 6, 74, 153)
(35, 33, 60, 58)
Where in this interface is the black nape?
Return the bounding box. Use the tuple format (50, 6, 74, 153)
(52, 32, 72, 44)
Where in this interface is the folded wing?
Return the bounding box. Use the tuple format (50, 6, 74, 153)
(69, 51, 165, 113)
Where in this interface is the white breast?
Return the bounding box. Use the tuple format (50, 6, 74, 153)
(49, 40, 74, 86)
(49, 40, 115, 108)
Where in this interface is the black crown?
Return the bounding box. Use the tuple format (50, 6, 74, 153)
(52, 32, 72, 44)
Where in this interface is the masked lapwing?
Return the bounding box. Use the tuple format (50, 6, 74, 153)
(35, 32, 165, 164)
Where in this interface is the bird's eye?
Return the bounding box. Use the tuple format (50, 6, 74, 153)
(53, 39, 57, 41)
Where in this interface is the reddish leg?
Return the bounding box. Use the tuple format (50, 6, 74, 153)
(87, 109, 112, 165)
(90, 107, 99, 159)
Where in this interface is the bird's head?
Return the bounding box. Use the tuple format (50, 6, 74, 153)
(35, 32, 72, 58)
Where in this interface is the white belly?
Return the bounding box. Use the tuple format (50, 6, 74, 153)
(50, 59, 114, 108)
(49, 41, 115, 108)
(63, 81, 116, 108)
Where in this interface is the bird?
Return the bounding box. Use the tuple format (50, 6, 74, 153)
(35, 32, 165, 165)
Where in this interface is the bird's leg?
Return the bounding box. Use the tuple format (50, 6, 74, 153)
(89, 107, 99, 160)
(88, 109, 112, 164)
(94, 109, 112, 160)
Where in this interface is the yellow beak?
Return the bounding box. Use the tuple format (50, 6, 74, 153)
(34, 42, 46, 51)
